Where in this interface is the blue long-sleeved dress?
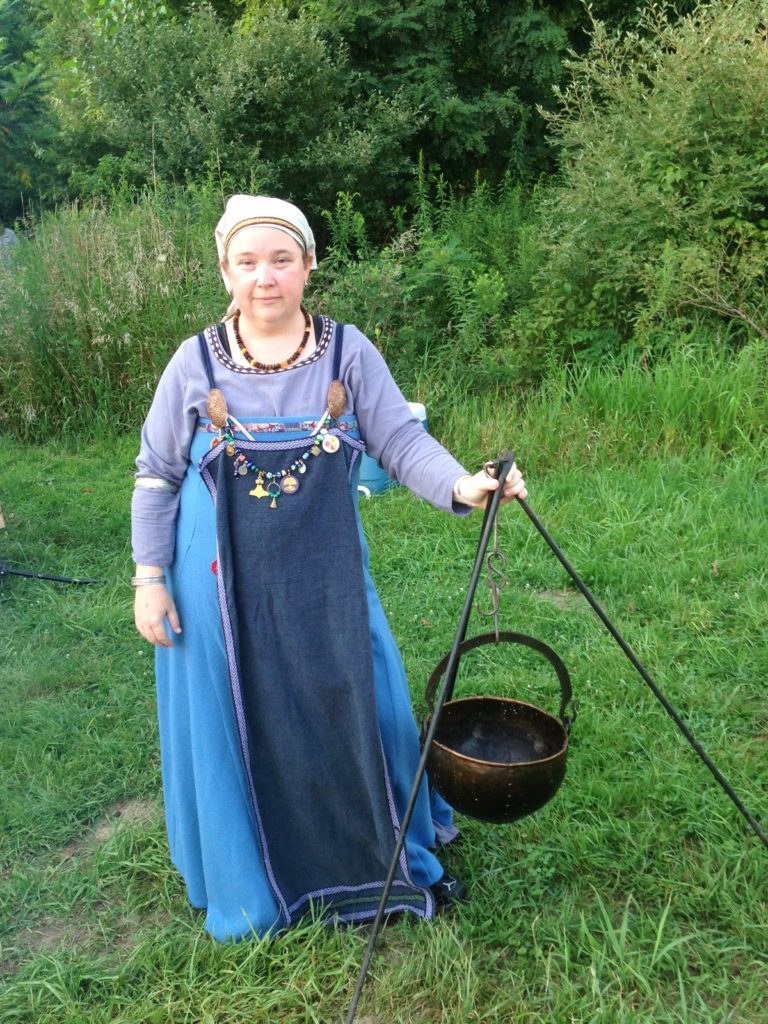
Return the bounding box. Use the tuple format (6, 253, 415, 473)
(132, 318, 466, 939)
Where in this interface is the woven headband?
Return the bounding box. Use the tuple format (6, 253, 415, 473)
(224, 217, 308, 254)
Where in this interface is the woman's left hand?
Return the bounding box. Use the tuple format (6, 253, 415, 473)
(453, 462, 528, 510)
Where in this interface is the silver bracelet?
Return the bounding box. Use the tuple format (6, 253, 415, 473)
(130, 575, 166, 587)
(454, 475, 470, 502)
(134, 477, 179, 494)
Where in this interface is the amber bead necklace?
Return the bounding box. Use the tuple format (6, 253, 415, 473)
(233, 308, 311, 371)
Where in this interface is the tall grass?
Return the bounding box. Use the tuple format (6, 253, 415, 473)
(427, 338, 768, 469)
(314, 177, 540, 392)
(0, 182, 225, 440)
(0, 178, 544, 442)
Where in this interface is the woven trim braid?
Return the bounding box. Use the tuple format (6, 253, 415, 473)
(206, 316, 333, 376)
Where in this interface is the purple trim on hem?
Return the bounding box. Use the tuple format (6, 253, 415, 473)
(287, 877, 425, 914)
(335, 903, 428, 925)
(377, 737, 435, 920)
(433, 821, 460, 847)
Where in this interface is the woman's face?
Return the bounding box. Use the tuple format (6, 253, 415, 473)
(222, 225, 312, 330)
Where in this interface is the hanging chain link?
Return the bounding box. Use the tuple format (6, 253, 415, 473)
(477, 514, 509, 641)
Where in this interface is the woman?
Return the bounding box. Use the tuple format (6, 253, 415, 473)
(132, 195, 527, 941)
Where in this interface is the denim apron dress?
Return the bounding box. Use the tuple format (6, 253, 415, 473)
(155, 322, 453, 939)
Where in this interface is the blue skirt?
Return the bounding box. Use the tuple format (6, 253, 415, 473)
(156, 422, 456, 940)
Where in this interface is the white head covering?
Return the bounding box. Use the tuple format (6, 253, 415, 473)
(215, 194, 317, 271)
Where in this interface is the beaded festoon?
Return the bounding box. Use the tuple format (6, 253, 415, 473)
(211, 417, 340, 508)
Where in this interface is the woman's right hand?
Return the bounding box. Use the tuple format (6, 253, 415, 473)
(134, 584, 182, 648)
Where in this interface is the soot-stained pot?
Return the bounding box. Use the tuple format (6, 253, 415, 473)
(423, 632, 575, 824)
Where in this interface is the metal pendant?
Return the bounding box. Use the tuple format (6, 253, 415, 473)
(250, 474, 269, 499)
(281, 475, 300, 494)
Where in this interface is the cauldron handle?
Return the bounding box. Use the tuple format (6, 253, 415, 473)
(423, 631, 576, 733)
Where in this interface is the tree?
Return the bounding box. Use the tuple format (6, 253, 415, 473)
(42, 4, 417, 235)
(0, 0, 60, 224)
(243, 1, 703, 190)
(247, 0, 571, 185)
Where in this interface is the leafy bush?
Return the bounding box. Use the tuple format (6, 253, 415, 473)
(511, 0, 768, 370)
(45, 4, 417, 234)
(312, 176, 539, 396)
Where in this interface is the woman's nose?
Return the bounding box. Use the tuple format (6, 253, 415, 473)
(255, 263, 275, 285)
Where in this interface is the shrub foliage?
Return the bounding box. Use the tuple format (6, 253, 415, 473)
(0, 0, 61, 224)
(511, 0, 768, 367)
(43, 5, 416, 232)
(270, 0, 570, 184)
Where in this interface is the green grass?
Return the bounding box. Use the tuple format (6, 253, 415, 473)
(1, 359, 766, 1022)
